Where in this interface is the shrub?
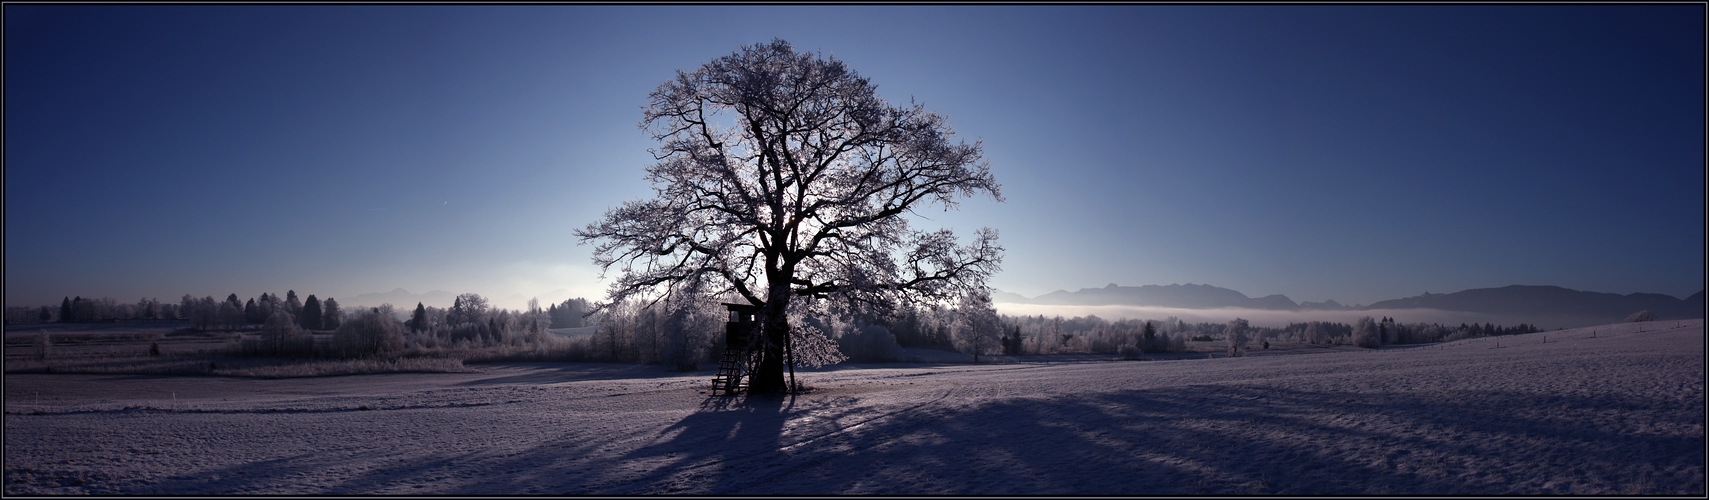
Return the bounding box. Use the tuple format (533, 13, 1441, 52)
(1625, 310, 1657, 323)
(1118, 343, 1143, 360)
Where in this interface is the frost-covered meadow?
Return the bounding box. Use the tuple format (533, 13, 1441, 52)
(4, 320, 1702, 495)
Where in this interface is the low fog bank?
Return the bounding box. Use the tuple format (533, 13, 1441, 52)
(992, 303, 1613, 330)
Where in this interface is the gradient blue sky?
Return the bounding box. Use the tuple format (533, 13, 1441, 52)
(6, 5, 1704, 310)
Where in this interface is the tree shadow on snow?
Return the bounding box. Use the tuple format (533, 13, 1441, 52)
(367, 393, 797, 495)
(133, 381, 1701, 495)
(816, 385, 1701, 494)
(600, 384, 1702, 495)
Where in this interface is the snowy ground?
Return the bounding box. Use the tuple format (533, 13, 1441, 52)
(4, 320, 1703, 495)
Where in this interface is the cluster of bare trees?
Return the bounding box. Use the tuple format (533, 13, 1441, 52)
(176, 291, 342, 332)
(549, 298, 590, 329)
(981, 314, 1191, 357)
(249, 309, 312, 357)
(591, 296, 724, 369)
(4, 297, 177, 324)
(6, 291, 350, 333)
(2, 306, 49, 324)
(1230, 317, 1542, 347)
(949, 290, 1003, 363)
(239, 304, 402, 359)
(995, 314, 1548, 355)
(401, 294, 555, 350)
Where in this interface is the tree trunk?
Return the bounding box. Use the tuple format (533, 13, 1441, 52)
(748, 289, 792, 394)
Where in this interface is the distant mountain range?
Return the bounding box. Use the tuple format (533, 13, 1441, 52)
(993, 283, 1704, 323)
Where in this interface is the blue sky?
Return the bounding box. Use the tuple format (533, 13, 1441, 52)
(5, 5, 1704, 310)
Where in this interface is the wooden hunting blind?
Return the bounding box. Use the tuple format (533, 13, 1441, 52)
(710, 303, 761, 396)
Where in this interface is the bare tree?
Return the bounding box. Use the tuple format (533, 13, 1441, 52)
(448, 293, 489, 327)
(1225, 317, 1250, 357)
(578, 39, 1002, 394)
(952, 289, 1002, 363)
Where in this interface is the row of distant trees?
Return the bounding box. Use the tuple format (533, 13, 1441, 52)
(4, 289, 1557, 366)
(177, 292, 347, 332)
(7, 292, 597, 361)
(561, 288, 1195, 367)
(4, 293, 595, 331)
(400, 294, 572, 347)
(886, 300, 1545, 359)
(2, 292, 349, 331)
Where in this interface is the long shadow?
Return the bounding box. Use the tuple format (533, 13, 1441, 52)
(604, 394, 793, 494)
(403, 393, 793, 495)
(598, 383, 1703, 494)
(77, 372, 1703, 495)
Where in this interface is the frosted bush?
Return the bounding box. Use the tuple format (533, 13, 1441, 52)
(788, 324, 848, 368)
(1353, 316, 1380, 348)
(839, 324, 904, 363)
(1625, 310, 1657, 323)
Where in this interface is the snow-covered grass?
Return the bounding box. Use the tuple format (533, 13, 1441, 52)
(4, 320, 1702, 495)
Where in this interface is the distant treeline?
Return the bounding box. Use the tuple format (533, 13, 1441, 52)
(6, 290, 1547, 365)
(3, 292, 593, 332)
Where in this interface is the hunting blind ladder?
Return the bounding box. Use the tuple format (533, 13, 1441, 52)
(710, 303, 760, 396)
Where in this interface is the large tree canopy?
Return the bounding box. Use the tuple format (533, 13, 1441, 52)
(578, 39, 1003, 393)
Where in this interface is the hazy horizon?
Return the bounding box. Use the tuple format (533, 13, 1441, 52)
(6, 5, 1704, 310)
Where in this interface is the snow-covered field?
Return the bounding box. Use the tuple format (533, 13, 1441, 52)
(5, 320, 1702, 495)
